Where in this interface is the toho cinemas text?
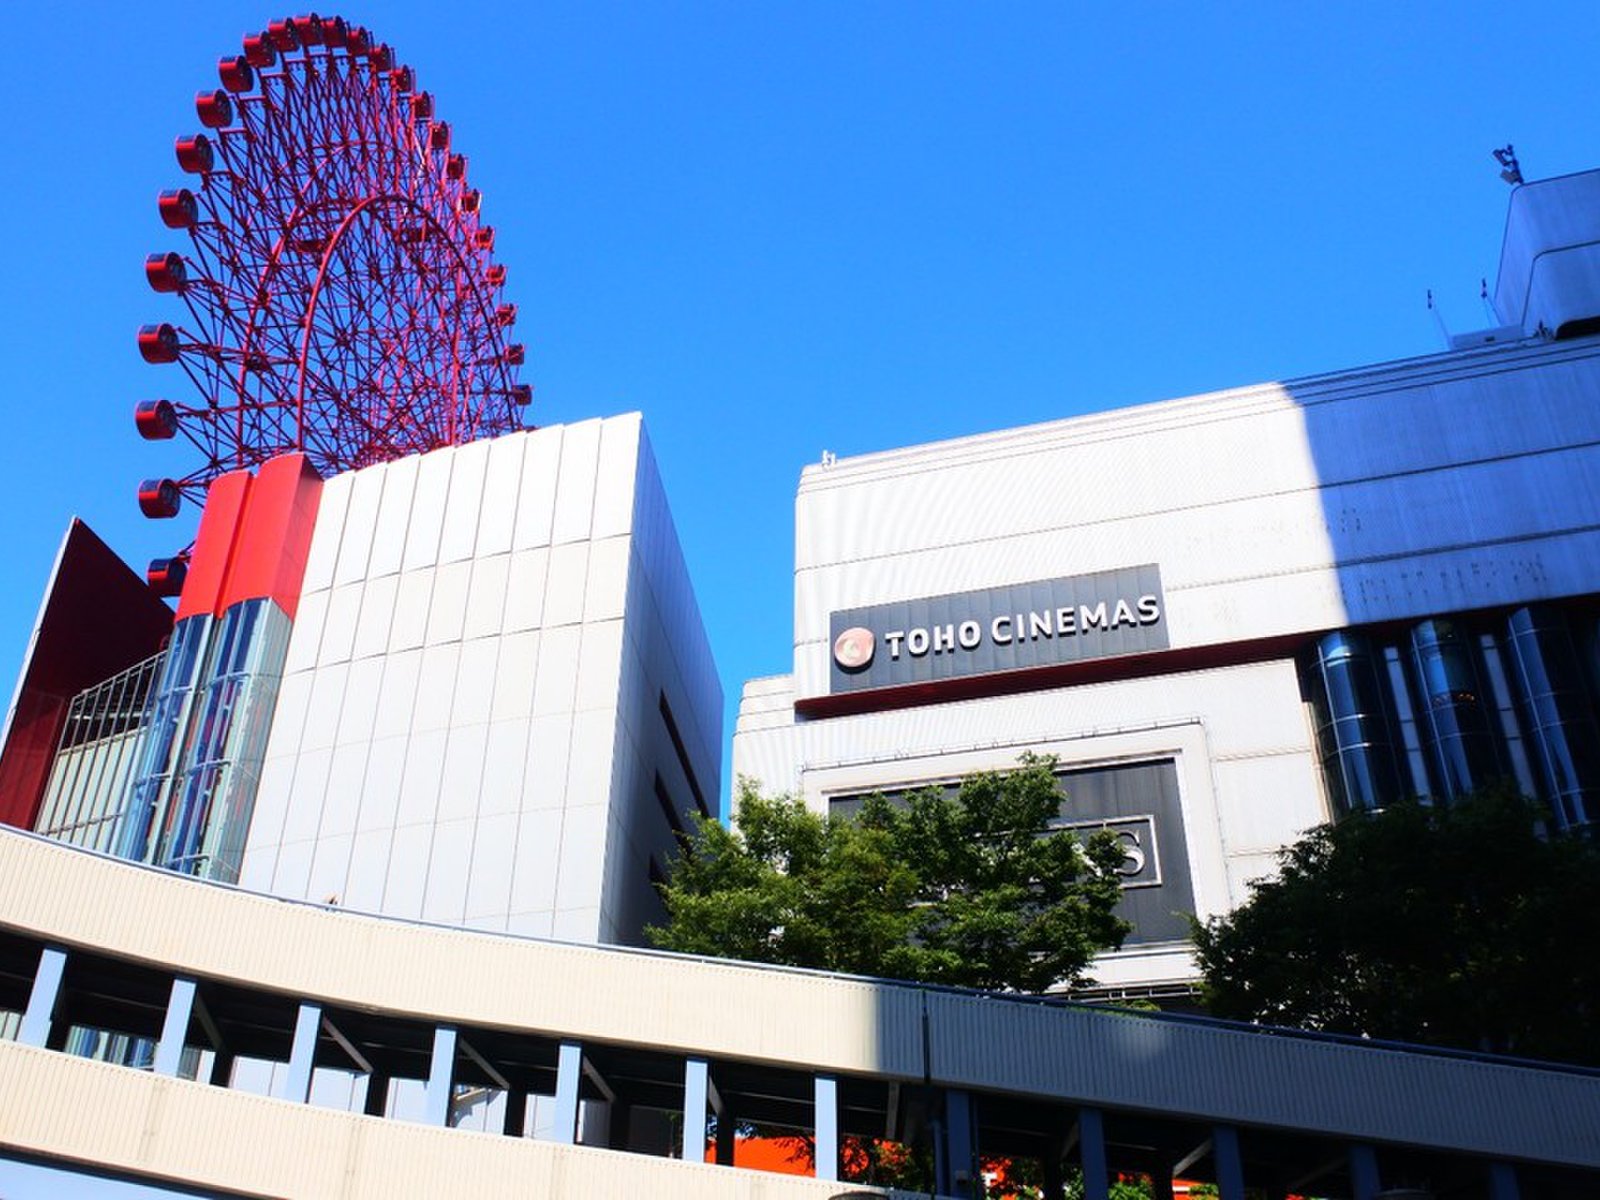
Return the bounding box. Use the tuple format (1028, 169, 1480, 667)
(883, 593, 1161, 661)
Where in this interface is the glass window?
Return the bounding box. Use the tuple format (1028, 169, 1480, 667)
(115, 600, 294, 882)
(1503, 605, 1600, 833)
(1478, 631, 1538, 799)
(1382, 645, 1433, 799)
(1408, 619, 1503, 802)
(1303, 630, 1403, 817)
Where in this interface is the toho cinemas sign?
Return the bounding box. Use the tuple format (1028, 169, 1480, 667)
(828, 564, 1168, 694)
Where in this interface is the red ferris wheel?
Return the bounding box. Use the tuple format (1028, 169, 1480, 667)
(136, 13, 529, 590)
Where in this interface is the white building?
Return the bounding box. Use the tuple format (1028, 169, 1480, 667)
(11, 414, 720, 951)
(734, 169, 1600, 996)
(236, 414, 721, 944)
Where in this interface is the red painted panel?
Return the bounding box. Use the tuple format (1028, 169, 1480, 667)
(175, 469, 253, 621)
(218, 453, 323, 619)
(0, 454, 322, 830)
(0, 520, 174, 829)
(0, 691, 67, 829)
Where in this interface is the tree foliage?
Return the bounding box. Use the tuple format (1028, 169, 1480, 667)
(648, 756, 1131, 993)
(1192, 785, 1600, 1064)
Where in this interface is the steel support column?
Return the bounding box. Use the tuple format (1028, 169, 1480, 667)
(937, 1088, 975, 1197)
(1214, 1125, 1245, 1200)
(1489, 1161, 1521, 1200)
(18, 946, 66, 1049)
(423, 1025, 457, 1126)
(715, 1112, 736, 1166)
(1079, 1107, 1110, 1200)
(364, 1073, 390, 1117)
(1349, 1144, 1381, 1200)
(502, 1086, 527, 1137)
(551, 1040, 582, 1144)
(277, 1001, 321, 1103)
(208, 1050, 235, 1087)
(814, 1073, 839, 1181)
(682, 1057, 709, 1163)
(153, 977, 197, 1076)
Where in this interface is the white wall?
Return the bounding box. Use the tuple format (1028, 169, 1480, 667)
(735, 658, 1322, 990)
(242, 416, 721, 947)
(790, 339, 1600, 698)
(738, 333, 1600, 989)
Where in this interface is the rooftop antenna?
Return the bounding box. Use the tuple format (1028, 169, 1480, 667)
(1427, 289, 1452, 348)
(1492, 144, 1523, 186)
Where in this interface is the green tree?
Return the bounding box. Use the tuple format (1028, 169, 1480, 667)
(1062, 1172, 1157, 1200)
(1191, 785, 1600, 1064)
(648, 755, 1131, 993)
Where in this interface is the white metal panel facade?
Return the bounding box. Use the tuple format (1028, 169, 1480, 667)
(737, 326, 1600, 991)
(242, 416, 722, 947)
(789, 342, 1600, 699)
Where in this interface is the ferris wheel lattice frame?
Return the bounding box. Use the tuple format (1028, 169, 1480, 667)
(134, 13, 531, 594)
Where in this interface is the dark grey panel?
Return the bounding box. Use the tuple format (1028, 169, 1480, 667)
(827, 759, 1194, 948)
(1055, 759, 1194, 946)
(829, 566, 1168, 694)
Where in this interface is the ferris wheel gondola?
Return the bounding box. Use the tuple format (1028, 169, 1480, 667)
(135, 13, 532, 593)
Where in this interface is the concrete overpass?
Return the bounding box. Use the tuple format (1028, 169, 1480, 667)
(0, 827, 1596, 1198)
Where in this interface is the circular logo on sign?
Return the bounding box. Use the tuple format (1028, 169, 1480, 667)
(833, 626, 875, 672)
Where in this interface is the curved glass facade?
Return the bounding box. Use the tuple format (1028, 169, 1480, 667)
(1303, 603, 1600, 832)
(1306, 630, 1404, 816)
(1408, 618, 1504, 802)
(116, 599, 292, 882)
(1504, 605, 1600, 833)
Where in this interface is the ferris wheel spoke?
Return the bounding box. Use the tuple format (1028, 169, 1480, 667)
(136, 14, 525, 574)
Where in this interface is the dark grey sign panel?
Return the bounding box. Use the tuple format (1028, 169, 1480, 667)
(1055, 759, 1193, 946)
(828, 759, 1193, 947)
(829, 564, 1168, 694)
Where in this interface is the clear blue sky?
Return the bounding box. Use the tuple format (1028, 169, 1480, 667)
(0, 4, 1598, 1195)
(1, 2, 1598, 806)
